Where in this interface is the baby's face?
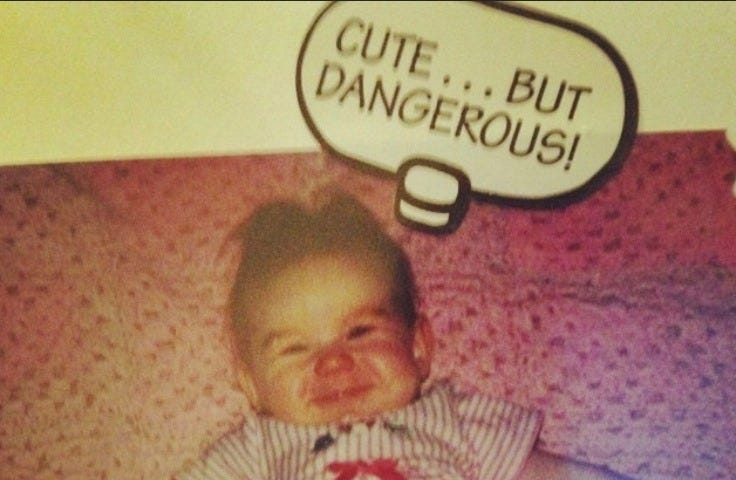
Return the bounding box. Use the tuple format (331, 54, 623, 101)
(237, 253, 432, 425)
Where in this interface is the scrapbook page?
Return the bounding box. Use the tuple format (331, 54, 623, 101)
(1, 2, 734, 479)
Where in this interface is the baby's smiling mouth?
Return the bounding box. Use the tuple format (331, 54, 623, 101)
(310, 384, 373, 406)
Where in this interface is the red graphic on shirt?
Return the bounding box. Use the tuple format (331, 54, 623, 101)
(327, 459, 407, 480)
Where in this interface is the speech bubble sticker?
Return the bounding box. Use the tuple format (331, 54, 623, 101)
(297, 1, 638, 233)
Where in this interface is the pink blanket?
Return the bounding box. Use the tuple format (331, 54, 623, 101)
(0, 131, 733, 479)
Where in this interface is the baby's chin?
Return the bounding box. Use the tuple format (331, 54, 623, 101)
(331, 406, 384, 425)
(308, 395, 418, 425)
(275, 383, 423, 425)
(271, 400, 385, 425)
(300, 404, 380, 425)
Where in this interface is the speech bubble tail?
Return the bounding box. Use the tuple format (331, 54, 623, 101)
(394, 158, 471, 234)
(397, 200, 451, 228)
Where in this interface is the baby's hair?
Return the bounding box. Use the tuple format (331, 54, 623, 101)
(228, 193, 417, 345)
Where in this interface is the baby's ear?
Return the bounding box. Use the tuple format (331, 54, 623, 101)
(236, 365, 261, 412)
(412, 317, 434, 378)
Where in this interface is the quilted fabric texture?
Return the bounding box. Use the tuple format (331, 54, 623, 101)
(0, 132, 734, 480)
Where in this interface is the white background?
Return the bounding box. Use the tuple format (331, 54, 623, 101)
(0, 1, 733, 166)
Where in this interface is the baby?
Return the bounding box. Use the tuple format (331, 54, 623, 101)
(175, 194, 630, 480)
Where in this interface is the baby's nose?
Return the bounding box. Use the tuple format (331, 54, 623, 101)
(314, 346, 355, 376)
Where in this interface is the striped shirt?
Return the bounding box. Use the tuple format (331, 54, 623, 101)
(175, 383, 542, 480)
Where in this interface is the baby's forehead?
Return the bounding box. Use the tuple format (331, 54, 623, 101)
(243, 299, 411, 346)
(255, 253, 394, 295)
(232, 252, 412, 339)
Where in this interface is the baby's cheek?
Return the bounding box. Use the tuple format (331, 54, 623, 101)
(362, 340, 420, 376)
(270, 363, 311, 402)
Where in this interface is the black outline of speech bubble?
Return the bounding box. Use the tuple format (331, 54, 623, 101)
(296, 0, 639, 230)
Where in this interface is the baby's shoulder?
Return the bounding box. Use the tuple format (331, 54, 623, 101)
(172, 416, 264, 480)
(421, 380, 543, 438)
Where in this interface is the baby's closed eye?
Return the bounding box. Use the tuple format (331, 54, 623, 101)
(279, 343, 309, 356)
(347, 324, 376, 340)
